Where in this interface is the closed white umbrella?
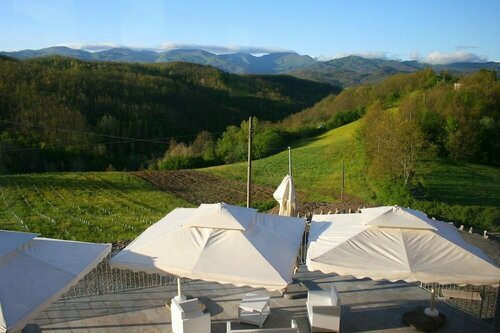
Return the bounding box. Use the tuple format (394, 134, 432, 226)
(273, 175, 297, 217)
(110, 203, 305, 293)
(307, 206, 500, 316)
(0, 230, 111, 333)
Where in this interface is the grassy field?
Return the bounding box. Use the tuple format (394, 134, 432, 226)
(0, 172, 192, 242)
(416, 159, 500, 207)
(1, 121, 498, 242)
(204, 120, 375, 203)
(204, 120, 500, 230)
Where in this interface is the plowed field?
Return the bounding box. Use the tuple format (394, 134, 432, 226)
(132, 170, 275, 206)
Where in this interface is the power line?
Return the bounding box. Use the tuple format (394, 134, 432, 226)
(0, 120, 201, 144)
(0, 120, 225, 153)
(0, 138, 147, 153)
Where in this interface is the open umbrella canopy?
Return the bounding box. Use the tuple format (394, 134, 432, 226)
(273, 175, 297, 217)
(110, 203, 305, 291)
(0, 230, 111, 333)
(307, 206, 500, 286)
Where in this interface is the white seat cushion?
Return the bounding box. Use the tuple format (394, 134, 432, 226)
(176, 298, 203, 319)
(308, 290, 333, 306)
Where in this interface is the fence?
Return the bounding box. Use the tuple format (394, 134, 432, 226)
(62, 251, 185, 300)
(420, 283, 498, 320)
(64, 221, 311, 299)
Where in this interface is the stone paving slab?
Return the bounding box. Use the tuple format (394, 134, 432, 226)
(31, 269, 494, 332)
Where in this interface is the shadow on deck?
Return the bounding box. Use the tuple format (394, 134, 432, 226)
(31, 268, 494, 333)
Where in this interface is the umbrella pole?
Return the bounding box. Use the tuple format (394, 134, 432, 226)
(424, 287, 440, 317)
(177, 277, 182, 298)
(174, 277, 186, 301)
(247, 116, 253, 208)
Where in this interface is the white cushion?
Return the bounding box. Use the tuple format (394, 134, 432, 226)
(178, 299, 201, 314)
(308, 290, 333, 305)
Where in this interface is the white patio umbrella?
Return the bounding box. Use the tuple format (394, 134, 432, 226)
(307, 206, 500, 316)
(273, 175, 297, 217)
(110, 203, 305, 295)
(0, 230, 111, 333)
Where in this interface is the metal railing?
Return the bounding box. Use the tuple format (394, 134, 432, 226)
(65, 225, 312, 299)
(65, 225, 311, 300)
(298, 221, 310, 265)
(62, 251, 184, 300)
(420, 282, 499, 320)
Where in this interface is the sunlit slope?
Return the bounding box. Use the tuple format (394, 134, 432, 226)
(203, 120, 374, 202)
(203, 120, 500, 225)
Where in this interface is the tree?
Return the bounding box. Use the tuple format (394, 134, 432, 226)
(362, 100, 424, 186)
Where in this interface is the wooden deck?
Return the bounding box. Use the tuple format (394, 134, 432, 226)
(31, 267, 495, 332)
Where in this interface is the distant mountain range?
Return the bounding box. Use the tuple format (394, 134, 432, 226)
(2, 46, 499, 87)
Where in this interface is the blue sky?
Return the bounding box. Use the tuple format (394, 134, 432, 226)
(1, 0, 499, 63)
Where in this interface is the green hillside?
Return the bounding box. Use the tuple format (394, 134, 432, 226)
(203, 120, 500, 230)
(0, 172, 192, 242)
(204, 120, 370, 202)
(0, 56, 336, 173)
(416, 159, 500, 208)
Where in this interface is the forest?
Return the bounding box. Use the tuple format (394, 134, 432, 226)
(1, 55, 498, 183)
(164, 69, 499, 178)
(0, 56, 336, 173)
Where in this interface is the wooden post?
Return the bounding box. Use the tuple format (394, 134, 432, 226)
(288, 146, 292, 176)
(247, 116, 253, 208)
(341, 161, 345, 203)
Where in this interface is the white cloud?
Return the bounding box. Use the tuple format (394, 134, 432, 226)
(55, 44, 493, 64)
(157, 43, 290, 54)
(324, 51, 389, 61)
(64, 43, 120, 52)
(409, 52, 421, 61)
(64, 42, 290, 55)
(419, 51, 487, 65)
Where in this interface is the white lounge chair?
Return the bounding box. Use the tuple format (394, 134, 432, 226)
(226, 319, 299, 333)
(306, 284, 341, 332)
(171, 297, 211, 333)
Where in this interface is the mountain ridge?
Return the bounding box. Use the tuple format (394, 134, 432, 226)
(2, 47, 499, 87)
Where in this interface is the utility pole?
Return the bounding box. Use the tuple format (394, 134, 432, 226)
(341, 161, 345, 203)
(246, 116, 253, 208)
(288, 146, 292, 176)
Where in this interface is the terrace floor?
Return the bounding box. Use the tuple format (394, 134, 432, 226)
(31, 267, 494, 333)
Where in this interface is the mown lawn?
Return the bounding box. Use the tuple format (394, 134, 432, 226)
(0, 172, 192, 242)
